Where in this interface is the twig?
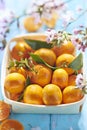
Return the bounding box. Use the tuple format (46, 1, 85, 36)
(64, 9, 87, 30)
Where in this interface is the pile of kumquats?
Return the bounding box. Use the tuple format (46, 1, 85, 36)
(4, 33, 84, 106)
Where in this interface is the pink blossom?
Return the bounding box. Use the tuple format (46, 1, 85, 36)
(26, 0, 65, 24)
(31, 126, 41, 130)
(0, 0, 5, 9)
(78, 43, 86, 52)
(71, 37, 87, 52)
(73, 28, 82, 35)
(0, 9, 15, 42)
(76, 5, 83, 12)
(32, 13, 41, 24)
(62, 11, 75, 27)
(46, 29, 58, 43)
(72, 27, 87, 52)
(75, 74, 84, 89)
(69, 127, 73, 130)
(0, 28, 6, 41)
(71, 36, 78, 46)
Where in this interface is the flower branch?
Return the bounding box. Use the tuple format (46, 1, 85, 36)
(0, 0, 74, 50)
(1, 0, 87, 53)
(64, 9, 87, 30)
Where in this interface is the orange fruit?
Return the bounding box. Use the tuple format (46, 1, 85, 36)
(9, 67, 33, 79)
(23, 16, 42, 32)
(42, 84, 62, 105)
(10, 40, 33, 61)
(0, 101, 10, 122)
(34, 48, 56, 66)
(68, 74, 76, 86)
(42, 12, 58, 28)
(23, 84, 43, 105)
(0, 119, 24, 130)
(52, 68, 68, 90)
(56, 53, 75, 75)
(62, 86, 84, 104)
(9, 67, 27, 78)
(31, 64, 52, 87)
(4, 73, 26, 94)
(52, 41, 75, 57)
(9, 93, 21, 101)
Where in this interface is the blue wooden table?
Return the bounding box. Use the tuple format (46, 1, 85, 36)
(0, 0, 87, 130)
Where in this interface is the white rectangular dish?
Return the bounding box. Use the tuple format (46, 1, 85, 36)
(1, 33, 86, 114)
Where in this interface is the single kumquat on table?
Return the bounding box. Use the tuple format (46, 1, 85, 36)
(0, 119, 24, 130)
(0, 101, 11, 122)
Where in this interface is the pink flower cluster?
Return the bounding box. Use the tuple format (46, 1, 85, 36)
(0, 9, 15, 49)
(75, 74, 84, 89)
(72, 26, 87, 52)
(26, 0, 66, 24)
(46, 29, 58, 43)
(46, 29, 71, 46)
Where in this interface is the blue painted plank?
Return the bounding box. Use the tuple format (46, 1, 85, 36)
(9, 113, 50, 130)
(51, 114, 81, 130)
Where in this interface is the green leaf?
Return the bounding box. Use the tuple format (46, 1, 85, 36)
(18, 76, 31, 101)
(30, 53, 45, 64)
(30, 53, 58, 70)
(17, 93, 24, 102)
(8, 60, 15, 69)
(82, 87, 87, 94)
(24, 39, 52, 50)
(68, 53, 83, 71)
(25, 76, 31, 87)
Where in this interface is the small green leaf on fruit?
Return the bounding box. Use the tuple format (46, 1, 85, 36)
(18, 76, 31, 102)
(30, 53, 58, 70)
(24, 39, 52, 50)
(68, 53, 83, 71)
(25, 76, 31, 87)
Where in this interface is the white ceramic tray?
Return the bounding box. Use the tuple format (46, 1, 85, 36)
(1, 33, 86, 114)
